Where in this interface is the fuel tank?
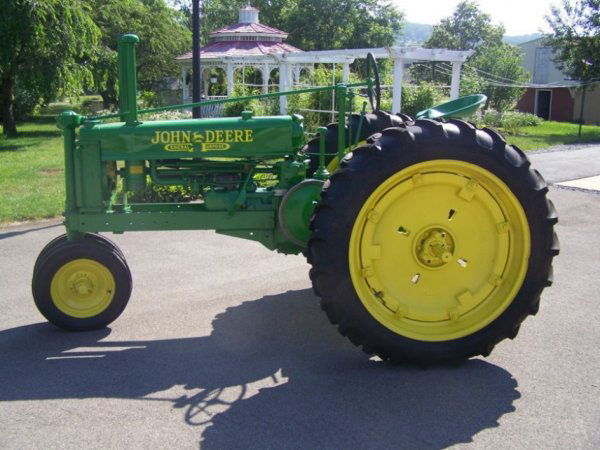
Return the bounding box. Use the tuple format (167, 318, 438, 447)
(79, 113, 304, 161)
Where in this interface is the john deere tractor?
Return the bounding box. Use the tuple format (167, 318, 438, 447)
(31, 35, 558, 365)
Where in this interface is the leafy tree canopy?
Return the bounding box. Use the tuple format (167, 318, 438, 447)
(417, 1, 528, 112)
(87, 0, 191, 108)
(545, 0, 600, 81)
(0, 0, 99, 136)
(424, 0, 504, 52)
(174, 0, 404, 50)
(281, 0, 404, 50)
(462, 43, 530, 112)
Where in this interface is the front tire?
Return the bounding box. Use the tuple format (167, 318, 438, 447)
(308, 119, 558, 365)
(33, 233, 128, 279)
(32, 237, 132, 331)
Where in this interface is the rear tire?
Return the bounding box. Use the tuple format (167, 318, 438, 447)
(301, 110, 411, 176)
(307, 119, 558, 365)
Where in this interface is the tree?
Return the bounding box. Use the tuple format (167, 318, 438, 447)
(460, 44, 530, 112)
(0, 0, 99, 136)
(425, 0, 504, 52)
(175, 0, 403, 51)
(87, 0, 191, 109)
(416, 0, 528, 112)
(545, 0, 600, 81)
(281, 0, 403, 50)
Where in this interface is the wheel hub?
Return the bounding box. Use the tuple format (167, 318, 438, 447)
(50, 258, 116, 318)
(348, 160, 531, 341)
(414, 227, 455, 268)
(70, 272, 95, 296)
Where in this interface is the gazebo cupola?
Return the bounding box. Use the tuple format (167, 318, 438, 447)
(210, 6, 288, 43)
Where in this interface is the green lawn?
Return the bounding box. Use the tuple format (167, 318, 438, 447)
(506, 121, 600, 151)
(0, 97, 104, 224)
(1, 114, 599, 224)
(0, 120, 64, 223)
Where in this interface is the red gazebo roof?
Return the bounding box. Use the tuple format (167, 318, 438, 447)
(177, 6, 302, 61)
(176, 40, 301, 60)
(209, 22, 288, 37)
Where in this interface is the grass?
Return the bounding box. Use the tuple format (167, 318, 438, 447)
(506, 121, 600, 151)
(0, 120, 64, 224)
(0, 96, 105, 224)
(1, 108, 600, 224)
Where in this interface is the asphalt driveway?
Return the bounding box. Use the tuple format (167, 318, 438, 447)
(1, 146, 599, 449)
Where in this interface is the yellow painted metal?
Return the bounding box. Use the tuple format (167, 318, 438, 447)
(326, 155, 340, 173)
(50, 259, 116, 318)
(325, 140, 367, 173)
(348, 160, 531, 341)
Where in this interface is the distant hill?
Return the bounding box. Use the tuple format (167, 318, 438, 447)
(398, 23, 543, 47)
(398, 22, 432, 45)
(503, 33, 543, 45)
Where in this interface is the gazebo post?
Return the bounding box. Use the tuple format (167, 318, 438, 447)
(202, 68, 209, 97)
(342, 63, 350, 83)
(262, 64, 270, 94)
(279, 61, 290, 114)
(181, 66, 189, 102)
(392, 57, 404, 114)
(226, 63, 234, 98)
(450, 61, 463, 100)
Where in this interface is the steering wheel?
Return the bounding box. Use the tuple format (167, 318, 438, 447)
(365, 52, 381, 112)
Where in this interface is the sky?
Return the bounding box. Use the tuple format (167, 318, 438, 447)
(392, 0, 557, 35)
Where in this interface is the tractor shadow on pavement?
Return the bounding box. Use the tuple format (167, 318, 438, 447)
(0, 289, 519, 448)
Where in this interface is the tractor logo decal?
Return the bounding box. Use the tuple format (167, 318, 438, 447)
(201, 143, 230, 152)
(151, 129, 254, 152)
(164, 143, 194, 152)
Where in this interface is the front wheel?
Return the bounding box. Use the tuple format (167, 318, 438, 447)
(32, 237, 132, 331)
(308, 119, 558, 365)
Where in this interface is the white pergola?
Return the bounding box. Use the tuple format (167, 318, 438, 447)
(274, 47, 473, 114)
(177, 6, 473, 115)
(179, 47, 472, 115)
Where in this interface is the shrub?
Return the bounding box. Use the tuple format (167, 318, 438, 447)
(479, 109, 502, 128)
(128, 181, 198, 203)
(139, 90, 159, 108)
(223, 97, 269, 117)
(403, 83, 446, 117)
(501, 111, 543, 127)
(477, 110, 543, 135)
(142, 110, 192, 121)
(379, 83, 447, 118)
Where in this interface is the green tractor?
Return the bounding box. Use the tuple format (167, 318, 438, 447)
(32, 35, 558, 365)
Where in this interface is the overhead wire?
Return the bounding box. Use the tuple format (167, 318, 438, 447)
(412, 61, 596, 89)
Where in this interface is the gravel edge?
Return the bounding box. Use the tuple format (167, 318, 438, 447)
(526, 141, 600, 155)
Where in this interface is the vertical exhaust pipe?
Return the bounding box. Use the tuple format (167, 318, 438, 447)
(118, 34, 139, 125)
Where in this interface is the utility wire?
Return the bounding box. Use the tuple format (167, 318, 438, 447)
(414, 61, 598, 89)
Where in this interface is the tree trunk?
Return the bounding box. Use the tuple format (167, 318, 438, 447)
(101, 91, 111, 110)
(100, 85, 118, 111)
(2, 75, 18, 137)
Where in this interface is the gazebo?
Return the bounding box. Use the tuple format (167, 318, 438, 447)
(176, 6, 473, 115)
(176, 6, 318, 101)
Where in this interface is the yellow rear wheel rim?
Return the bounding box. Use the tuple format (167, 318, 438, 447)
(349, 159, 530, 341)
(50, 258, 116, 318)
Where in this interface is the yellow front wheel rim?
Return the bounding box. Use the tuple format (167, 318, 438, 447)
(50, 259, 116, 318)
(349, 160, 531, 341)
